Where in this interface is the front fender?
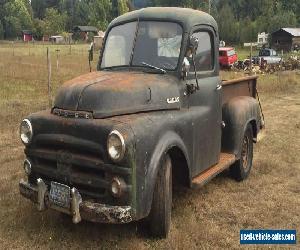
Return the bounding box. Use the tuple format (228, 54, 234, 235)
(222, 96, 261, 156)
(143, 130, 190, 217)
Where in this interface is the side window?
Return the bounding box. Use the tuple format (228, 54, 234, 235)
(191, 31, 214, 71)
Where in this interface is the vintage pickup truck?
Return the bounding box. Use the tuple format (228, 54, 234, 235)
(19, 7, 264, 238)
(254, 48, 282, 65)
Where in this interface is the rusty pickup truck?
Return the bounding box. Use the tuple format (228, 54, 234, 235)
(19, 7, 264, 238)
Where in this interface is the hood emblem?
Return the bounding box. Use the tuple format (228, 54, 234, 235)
(167, 97, 180, 104)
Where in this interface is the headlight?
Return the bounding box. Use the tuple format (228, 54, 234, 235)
(20, 119, 33, 145)
(107, 130, 125, 162)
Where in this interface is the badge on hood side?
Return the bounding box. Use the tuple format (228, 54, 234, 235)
(167, 97, 180, 104)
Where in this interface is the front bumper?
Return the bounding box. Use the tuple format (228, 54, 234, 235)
(19, 178, 133, 224)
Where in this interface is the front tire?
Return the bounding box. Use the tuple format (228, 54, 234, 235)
(230, 124, 253, 181)
(148, 154, 172, 238)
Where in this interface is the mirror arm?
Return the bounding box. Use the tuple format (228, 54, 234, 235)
(191, 54, 199, 90)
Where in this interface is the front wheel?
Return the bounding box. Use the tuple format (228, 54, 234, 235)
(148, 154, 172, 238)
(230, 124, 253, 181)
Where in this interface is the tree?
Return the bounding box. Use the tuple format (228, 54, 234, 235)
(43, 8, 67, 35)
(59, 0, 76, 30)
(239, 18, 258, 43)
(118, 0, 129, 15)
(73, 0, 90, 26)
(0, 21, 4, 39)
(216, 3, 238, 43)
(31, 0, 46, 19)
(33, 18, 45, 40)
(2, 0, 33, 38)
(88, 0, 112, 30)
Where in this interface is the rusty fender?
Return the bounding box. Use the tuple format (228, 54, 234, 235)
(141, 130, 190, 217)
(221, 96, 261, 156)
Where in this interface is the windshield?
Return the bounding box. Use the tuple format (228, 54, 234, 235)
(227, 49, 236, 57)
(259, 49, 270, 57)
(101, 21, 183, 70)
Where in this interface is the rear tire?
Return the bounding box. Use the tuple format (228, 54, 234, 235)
(230, 124, 253, 181)
(148, 154, 172, 238)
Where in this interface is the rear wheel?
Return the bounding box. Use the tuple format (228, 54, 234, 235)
(148, 154, 172, 238)
(230, 124, 253, 181)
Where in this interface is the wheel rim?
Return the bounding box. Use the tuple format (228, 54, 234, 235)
(241, 135, 250, 170)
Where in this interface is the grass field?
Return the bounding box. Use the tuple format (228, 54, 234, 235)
(0, 42, 299, 249)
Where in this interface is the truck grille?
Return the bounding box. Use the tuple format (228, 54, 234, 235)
(25, 134, 131, 203)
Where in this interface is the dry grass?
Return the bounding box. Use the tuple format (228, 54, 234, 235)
(0, 43, 299, 249)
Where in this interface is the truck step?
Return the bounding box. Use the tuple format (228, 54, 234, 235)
(192, 153, 236, 188)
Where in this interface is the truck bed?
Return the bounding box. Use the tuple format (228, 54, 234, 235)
(222, 75, 258, 104)
(192, 75, 261, 188)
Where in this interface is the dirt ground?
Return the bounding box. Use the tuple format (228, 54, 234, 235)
(0, 43, 299, 249)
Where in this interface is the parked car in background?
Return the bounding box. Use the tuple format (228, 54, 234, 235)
(255, 48, 282, 65)
(219, 47, 238, 68)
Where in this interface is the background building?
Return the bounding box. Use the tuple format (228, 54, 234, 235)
(22, 30, 33, 42)
(271, 28, 300, 51)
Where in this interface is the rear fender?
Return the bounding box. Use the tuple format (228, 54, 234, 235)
(221, 96, 261, 157)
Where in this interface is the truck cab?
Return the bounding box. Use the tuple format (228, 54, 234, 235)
(19, 7, 263, 238)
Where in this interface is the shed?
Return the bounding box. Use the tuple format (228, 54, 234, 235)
(22, 30, 33, 42)
(50, 35, 64, 44)
(271, 28, 300, 51)
(73, 26, 99, 41)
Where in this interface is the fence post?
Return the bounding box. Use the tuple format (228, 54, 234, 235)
(12, 41, 14, 56)
(250, 43, 253, 75)
(47, 47, 52, 107)
(56, 49, 60, 70)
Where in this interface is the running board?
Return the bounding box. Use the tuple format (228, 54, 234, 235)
(192, 153, 236, 188)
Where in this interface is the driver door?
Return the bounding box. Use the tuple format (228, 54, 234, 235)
(187, 26, 222, 176)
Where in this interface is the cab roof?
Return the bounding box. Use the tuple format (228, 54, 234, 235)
(108, 7, 218, 33)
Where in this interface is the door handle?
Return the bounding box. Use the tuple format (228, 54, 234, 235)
(216, 85, 222, 90)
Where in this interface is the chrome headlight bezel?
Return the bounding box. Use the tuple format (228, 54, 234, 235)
(107, 130, 125, 162)
(110, 176, 126, 198)
(24, 158, 32, 175)
(20, 119, 33, 145)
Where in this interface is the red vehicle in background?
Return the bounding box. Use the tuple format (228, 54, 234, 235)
(219, 47, 238, 68)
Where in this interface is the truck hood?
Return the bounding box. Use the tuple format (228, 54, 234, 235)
(54, 71, 181, 118)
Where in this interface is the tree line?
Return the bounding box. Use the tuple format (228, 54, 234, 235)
(0, 0, 299, 44)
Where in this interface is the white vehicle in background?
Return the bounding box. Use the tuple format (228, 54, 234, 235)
(256, 48, 282, 64)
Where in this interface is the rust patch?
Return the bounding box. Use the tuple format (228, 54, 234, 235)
(192, 153, 236, 187)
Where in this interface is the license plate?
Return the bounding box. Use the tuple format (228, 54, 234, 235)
(49, 182, 71, 208)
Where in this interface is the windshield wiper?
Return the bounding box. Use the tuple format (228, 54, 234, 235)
(141, 62, 166, 74)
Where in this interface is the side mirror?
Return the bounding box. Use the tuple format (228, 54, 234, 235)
(185, 36, 200, 94)
(188, 36, 199, 55)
